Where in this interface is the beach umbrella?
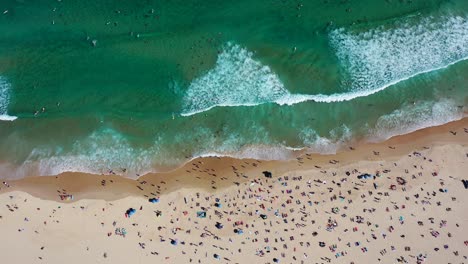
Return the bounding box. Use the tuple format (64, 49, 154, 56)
(126, 208, 136, 217)
(149, 198, 159, 203)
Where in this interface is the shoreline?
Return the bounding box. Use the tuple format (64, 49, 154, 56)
(1, 111, 466, 180)
(0, 117, 467, 201)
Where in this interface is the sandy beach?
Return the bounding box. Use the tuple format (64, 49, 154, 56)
(0, 118, 467, 264)
(2, 1, 468, 263)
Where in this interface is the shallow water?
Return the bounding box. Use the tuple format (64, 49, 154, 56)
(0, 0, 467, 178)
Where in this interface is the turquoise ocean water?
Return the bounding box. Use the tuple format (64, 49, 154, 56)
(0, 0, 467, 178)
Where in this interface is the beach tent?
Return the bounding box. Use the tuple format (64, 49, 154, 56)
(263, 171, 272, 178)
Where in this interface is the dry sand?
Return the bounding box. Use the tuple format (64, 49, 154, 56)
(0, 119, 467, 264)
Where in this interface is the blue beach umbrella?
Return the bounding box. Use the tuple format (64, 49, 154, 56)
(149, 198, 159, 203)
(126, 208, 136, 217)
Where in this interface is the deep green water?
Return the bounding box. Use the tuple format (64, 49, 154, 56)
(0, 0, 467, 178)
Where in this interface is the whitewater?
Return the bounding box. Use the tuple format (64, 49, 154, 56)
(182, 16, 468, 116)
(0, 76, 17, 121)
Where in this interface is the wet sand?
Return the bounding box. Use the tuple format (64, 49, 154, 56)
(0, 118, 467, 263)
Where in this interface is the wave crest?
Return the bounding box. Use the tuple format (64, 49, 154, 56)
(329, 15, 468, 93)
(181, 43, 290, 116)
(22, 128, 158, 177)
(182, 16, 468, 116)
(0, 76, 17, 121)
(371, 99, 465, 141)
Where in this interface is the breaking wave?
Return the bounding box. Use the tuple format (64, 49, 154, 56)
(181, 43, 288, 116)
(299, 124, 353, 154)
(370, 99, 465, 141)
(182, 16, 468, 116)
(18, 128, 160, 177)
(0, 76, 17, 121)
(329, 15, 468, 95)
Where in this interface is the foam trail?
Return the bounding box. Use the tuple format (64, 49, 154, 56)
(299, 124, 353, 154)
(182, 43, 289, 116)
(0, 115, 17, 121)
(370, 99, 465, 141)
(23, 128, 158, 177)
(9, 99, 464, 179)
(0, 76, 17, 121)
(182, 16, 468, 116)
(329, 15, 468, 95)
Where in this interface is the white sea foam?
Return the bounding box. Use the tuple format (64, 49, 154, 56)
(9, 98, 464, 179)
(193, 124, 354, 161)
(182, 16, 468, 116)
(329, 15, 468, 94)
(14, 125, 298, 178)
(22, 128, 159, 177)
(370, 99, 465, 141)
(189, 125, 297, 160)
(0, 76, 17, 121)
(196, 146, 298, 161)
(181, 43, 289, 116)
(299, 124, 353, 154)
(0, 115, 17, 121)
